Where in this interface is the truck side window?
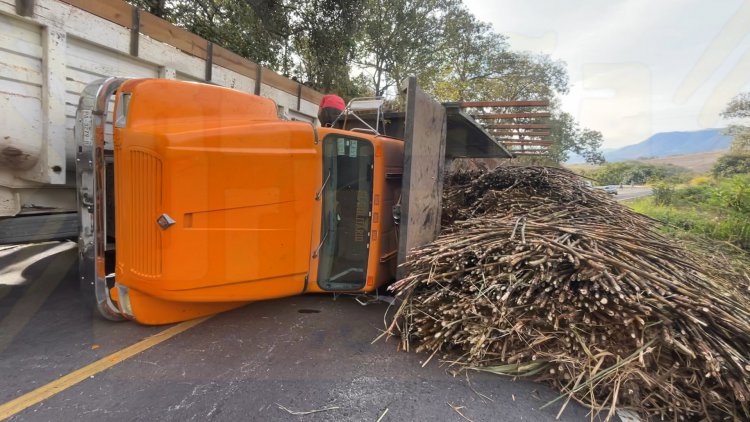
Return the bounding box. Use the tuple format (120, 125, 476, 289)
(317, 135, 374, 290)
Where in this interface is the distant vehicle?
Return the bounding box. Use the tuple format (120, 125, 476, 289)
(603, 186, 618, 195)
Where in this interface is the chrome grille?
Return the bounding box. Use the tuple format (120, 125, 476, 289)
(128, 149, 163, 277)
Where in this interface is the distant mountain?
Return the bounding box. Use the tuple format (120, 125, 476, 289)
(567, 129, 733, 164)
(604, 129, 733, 162)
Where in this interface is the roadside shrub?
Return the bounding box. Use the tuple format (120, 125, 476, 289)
(712, 174, 750, 212)
(590, 161, 693, 185)
(675, 185, 712, 203)
(712, 153, 750, 178)
(630, 197, 750, 250)
(689, 175, 713, 186)
(652, 182, 676, 205)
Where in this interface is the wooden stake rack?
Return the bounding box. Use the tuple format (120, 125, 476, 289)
(455, 100, 553, 156)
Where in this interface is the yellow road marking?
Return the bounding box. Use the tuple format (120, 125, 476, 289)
(0, 316, 210, 421)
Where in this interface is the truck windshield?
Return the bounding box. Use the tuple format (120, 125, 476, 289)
(317, 135, 374, 290)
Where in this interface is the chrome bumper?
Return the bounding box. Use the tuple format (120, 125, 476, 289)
(75, 77, 128, 321)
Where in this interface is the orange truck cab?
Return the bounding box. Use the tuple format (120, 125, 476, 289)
(76, 78, 403, 325)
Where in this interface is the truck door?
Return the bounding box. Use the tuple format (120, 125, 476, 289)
(316, 135, 374, 291)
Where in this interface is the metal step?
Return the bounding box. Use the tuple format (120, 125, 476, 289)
(0, 213, 78, 245)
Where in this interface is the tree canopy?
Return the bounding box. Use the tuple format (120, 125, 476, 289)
(123, 0, 605, 164)
(712, 152, 750, 178)
(587, 162, 693, 186)
(721, 92, 750, 152)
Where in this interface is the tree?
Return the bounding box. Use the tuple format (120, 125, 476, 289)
(430, 5, 567, 103)
(469, 52, 568, 102)
(355, 0, 449, 96)
(712, 152, 750, 178)
(428, 5, 508, 101)
(721, 92, 750, 151)
(121, 0, 604, 167)
(422, 6, 590, 164)
(126, 0, 168, 18)
(289, 0, 370, 98)
(590, 162, 693, 185)
(722, 92, 750, 119)
(125, 0, 288, 67)
(544, 110, 604, 165)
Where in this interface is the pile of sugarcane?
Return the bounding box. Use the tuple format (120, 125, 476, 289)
(388, 166, 750, 420)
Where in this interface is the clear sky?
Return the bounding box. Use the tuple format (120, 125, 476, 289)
(463, 0, 750, 148)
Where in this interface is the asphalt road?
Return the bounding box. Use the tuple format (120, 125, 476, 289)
(0, 245, 601, 422)
(612, 186, 653, 202)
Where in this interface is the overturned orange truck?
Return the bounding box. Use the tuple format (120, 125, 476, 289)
(76, 78, 511, 325)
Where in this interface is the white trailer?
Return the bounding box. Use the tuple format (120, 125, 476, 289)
(0, 0, 323, 242)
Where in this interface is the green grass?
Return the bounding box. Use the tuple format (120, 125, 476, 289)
(629, 196, 750, 250)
